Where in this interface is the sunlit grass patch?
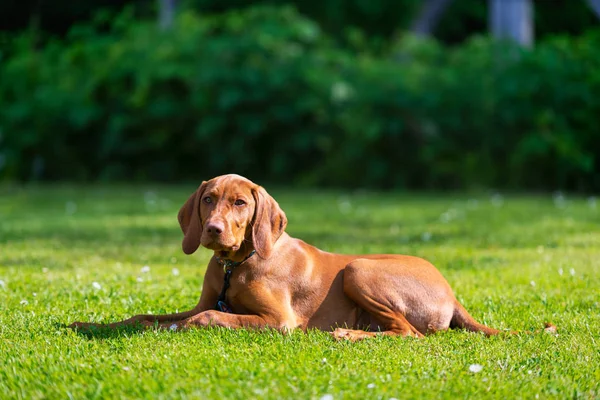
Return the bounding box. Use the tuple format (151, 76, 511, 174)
(1, 185, 599, 399)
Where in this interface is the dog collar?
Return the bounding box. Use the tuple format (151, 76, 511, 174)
(215, 250, 256, 270)
(214, 250, 256, 313)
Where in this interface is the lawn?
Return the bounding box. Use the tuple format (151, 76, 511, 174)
(1, 184, 599, 399)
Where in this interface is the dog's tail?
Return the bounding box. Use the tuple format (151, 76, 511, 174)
(450, 300, 557, 336)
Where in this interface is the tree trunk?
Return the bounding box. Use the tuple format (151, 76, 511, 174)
(489, 0, 534, 47)
(410, 0, 453, 38)
(158, 0, 176, 30)
(587, 0, 600, 19)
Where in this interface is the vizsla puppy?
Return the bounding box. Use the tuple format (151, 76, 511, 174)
(70, 174, 554, 340)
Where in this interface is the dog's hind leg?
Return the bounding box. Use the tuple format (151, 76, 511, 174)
(331, 257, 455, 341)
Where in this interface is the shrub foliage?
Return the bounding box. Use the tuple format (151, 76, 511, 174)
(1, 7, 599, 190)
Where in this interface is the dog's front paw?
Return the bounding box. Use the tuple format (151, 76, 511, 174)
(330, 328, 377, 342)
(543, 322, 558, 334)
(330, 328, 352, 341)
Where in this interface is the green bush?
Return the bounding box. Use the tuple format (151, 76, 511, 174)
(495, 34, 600, 191)
(1, 6, 599, 191)
(0, 7, 338, 182)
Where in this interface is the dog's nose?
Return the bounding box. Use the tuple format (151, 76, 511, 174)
(206, 221, 224, 236)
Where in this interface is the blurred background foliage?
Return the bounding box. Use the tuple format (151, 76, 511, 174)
(0, 1, 599, 191)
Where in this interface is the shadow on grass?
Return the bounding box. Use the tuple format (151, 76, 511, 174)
(55, 321, 151, 340)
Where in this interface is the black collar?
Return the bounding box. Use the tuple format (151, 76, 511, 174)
(215, 250, 256, 271)
(214, 250, 256, 313)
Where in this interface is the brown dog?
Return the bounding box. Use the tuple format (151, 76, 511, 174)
(70, 174, 554, 340)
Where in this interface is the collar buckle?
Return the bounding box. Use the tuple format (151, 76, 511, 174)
(214, 250, 257, 313)
(215, 250, 257, 271)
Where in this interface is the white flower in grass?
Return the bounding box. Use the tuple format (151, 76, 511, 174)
(367, 383, 375, 389)
(553, 192, 566, 209)
(558, 268, 563, 276)
(20, 299, 28, 305)
(530, 281, 536, 287)
(172, 268, 180, 276)
(122, 367, 130, 371)
(467, 199, 479, 209)
(136, 277, 144, 283)
(536, 246, 544, 254)
(440, 212, 451, 223)
(491, 193, 504, 207)
(92, 282, 101, 290)
(65, 201, 77, 215)
(141, 265, 151, 273)
(440, 208, 460, 223)
(319, 395, 333, 400)
(469, 364, 483, 373)
(569, 268, 575, 276)
(144, 191, 159, 212)
(337, 197, 352, 214)
(0, 279, 5, 289)
(144, 191, 157, 206)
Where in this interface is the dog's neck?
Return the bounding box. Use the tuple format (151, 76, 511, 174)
(213, 242, 256, 265)
(215, 250, 256, 270)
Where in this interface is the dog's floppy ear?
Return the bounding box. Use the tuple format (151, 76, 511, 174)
(178, 182, 207, 255)
(251, 186, 287, 259)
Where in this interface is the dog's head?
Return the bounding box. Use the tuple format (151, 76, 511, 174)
(177, 174, 287, 260)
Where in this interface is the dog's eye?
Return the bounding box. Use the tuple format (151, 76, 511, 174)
(203, 196, 212, 204)
(234, 199, 246, 206)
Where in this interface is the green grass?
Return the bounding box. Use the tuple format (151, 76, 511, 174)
(1, 184, 599, 399)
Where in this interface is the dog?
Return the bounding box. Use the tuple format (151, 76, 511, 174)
(70, 174, 555, 340)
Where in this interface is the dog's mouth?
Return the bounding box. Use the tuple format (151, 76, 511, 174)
(202, 241, 241, 257)
(216, 246, 244, 259)
(218, 250, 230, 258)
